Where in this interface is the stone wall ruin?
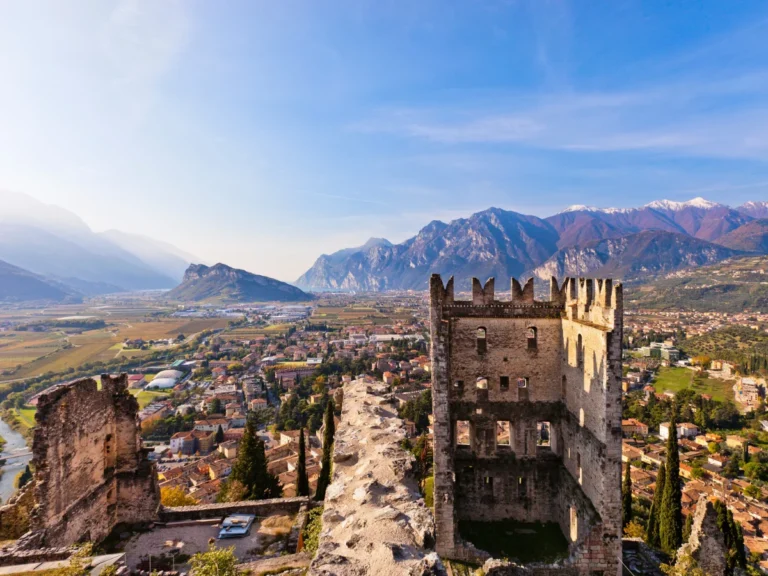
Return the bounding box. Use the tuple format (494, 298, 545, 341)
(6, 374, 160, 548)
(430, 275, 623, 576)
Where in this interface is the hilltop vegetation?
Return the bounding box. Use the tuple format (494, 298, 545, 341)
(627, 256, 768, 313)
(681, 326, 768, 376)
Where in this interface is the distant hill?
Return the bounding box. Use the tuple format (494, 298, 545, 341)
(531, 231, 742, 282)
(0, 190, 189, 291)
(0, 259, 80, 303)
(626, 256, 768, 313)
(168, 263, 312, 303)
(738, 201, 768, 219)
(99, 229, 199, 283)
(715, 219, 768, 253)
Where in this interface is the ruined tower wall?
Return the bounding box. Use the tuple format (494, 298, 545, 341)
(29, 374, 159, 547)
(430, 275, 623, 576)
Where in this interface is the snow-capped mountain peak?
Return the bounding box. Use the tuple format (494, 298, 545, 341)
(645, 197, 722, 211)
(560, 204, 600, 213)
(558, 204, 635, 215)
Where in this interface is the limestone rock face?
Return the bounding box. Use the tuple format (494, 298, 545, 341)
(308, 378, 442, 576)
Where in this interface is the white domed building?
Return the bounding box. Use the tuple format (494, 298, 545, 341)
(148, 369, 184, 390)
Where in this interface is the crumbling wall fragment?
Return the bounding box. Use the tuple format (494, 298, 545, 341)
(24, 374, 159, 547)
(676, 498, 728, 576)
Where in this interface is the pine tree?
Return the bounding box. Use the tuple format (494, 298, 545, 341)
(297, 427, 310, 497)
(315, 399, 336, 501)
(660, 418, 683, 554)
(646, 461, 666, 548)
(215, 424, 225, 445)
(622, 463, 633, 528)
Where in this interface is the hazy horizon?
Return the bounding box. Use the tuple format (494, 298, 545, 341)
(2, 1, 768, 281)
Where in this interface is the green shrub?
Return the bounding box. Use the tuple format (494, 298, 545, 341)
(302, 506, 324, 555)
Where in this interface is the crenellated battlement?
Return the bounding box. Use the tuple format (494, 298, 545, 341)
(430, 274, 622, 314)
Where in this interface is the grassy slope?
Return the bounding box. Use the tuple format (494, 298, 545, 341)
(652, 366, 733, 402)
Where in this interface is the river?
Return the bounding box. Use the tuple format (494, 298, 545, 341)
(0, 417, 32, 503)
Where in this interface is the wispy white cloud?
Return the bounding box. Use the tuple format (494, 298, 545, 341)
(354, 52, 768, 159)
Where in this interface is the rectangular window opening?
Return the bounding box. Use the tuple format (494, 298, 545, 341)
(456, 420, 470, 446)
(454, 379, 464, 389)
(500, 376, 510, 390)
(496, 421, 510, 446)
(537, 421, 551, 447)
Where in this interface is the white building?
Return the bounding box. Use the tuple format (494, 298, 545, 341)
(659, 422, 699, 440)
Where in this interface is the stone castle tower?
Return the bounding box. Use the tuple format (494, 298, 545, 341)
(429, 275, 623, 575)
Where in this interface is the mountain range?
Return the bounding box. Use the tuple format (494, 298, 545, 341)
(0, 190, 200, 297)
(0, 259, 80, 303)
(168, 263, 312, 303)
(297, 198, 768, 291)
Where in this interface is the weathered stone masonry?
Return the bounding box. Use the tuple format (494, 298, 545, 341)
(430, 275, 623, 576)
(26, 374, 159, 547)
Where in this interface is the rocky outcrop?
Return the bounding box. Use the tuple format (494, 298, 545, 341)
(308, 378, 442, 575)
(168, 263, 312, 303)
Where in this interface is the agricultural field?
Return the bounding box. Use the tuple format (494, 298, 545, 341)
(223, 324, 293, 338)
(0, 332, 64, 371)
(130, 389, 169, 408)
(10, 406, 37, 431)
(652, 366, 734, 402)
(0, 317, 227, 383)
(311, 304, 415, 327)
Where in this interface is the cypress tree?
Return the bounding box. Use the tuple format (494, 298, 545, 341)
(297, 427, 310, 497)
(646, 462, 666, 548)
(622, 464, 633, 528)
(659, 418, 683, 554)
(215, 424, 225, 445)
(230, 418, 259, 495)
(253, 436, 281, 499)
(315, 399, 336, 501)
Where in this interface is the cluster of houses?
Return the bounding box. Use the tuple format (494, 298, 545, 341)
(134, 303, 431, 504)
(156, 426, 328, 503)
(621, 418, 768, 571)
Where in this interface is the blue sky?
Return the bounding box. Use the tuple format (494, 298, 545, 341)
(1, 1, 768, 280)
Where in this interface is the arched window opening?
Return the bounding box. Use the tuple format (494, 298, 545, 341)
(570, 506, 579, 541)
(577, 334, 584, 367)
(476, 327, 487, 353)
(476, 376, 488, 389)
(527, 326, 537, 350)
